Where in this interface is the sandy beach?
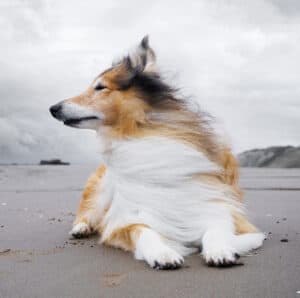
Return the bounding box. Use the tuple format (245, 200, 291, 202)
(0, 165, 299, 298)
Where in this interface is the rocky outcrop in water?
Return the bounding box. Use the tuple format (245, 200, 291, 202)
(40, 159, 70, 165)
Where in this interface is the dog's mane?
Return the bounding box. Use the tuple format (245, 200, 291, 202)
(129, 61, 224, 164)
(131, 72, 179, 107)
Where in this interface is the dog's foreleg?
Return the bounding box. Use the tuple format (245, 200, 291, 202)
(201, 227, 241, 267)
(70, 165, 106, 238)
(135, 227, 184, 270)
(102, 225, 184, 270)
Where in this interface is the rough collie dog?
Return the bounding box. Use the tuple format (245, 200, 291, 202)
(50, 36, 264, 269)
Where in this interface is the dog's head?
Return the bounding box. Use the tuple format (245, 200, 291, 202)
(50, 36, 176, 133)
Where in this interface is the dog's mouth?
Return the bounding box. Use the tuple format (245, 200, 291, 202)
(63, 116, 99, 126)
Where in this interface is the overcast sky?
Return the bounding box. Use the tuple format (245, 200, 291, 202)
(0, 0, 299, 164)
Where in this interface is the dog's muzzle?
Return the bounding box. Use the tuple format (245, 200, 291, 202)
(49, 102, 103, 129)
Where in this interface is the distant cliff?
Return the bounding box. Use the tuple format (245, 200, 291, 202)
(238, 146, 300, 168)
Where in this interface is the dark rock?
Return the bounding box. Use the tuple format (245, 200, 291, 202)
(39, 159, 70, 166)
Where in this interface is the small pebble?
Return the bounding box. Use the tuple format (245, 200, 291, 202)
(280, 238, 289, 243)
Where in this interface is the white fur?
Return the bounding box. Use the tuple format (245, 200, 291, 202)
(92, 135, 262, 256)
(76, 135, 264, 264)
(61, 102, 104, 129)
(62, 102, 102, 119)
(201, 228, 239, 264)
(129, 38, 156, 73)
(232, 232, 265, 254)
(201, 229, 265, 264)
(134, 228, 184, 268)
(70, 222, 90, 236)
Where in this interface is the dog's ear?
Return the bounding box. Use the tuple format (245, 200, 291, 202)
(129, 35, 157, 73)
(110, 36, 157, 89)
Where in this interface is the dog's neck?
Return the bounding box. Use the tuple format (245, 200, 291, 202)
(99, 135, 220, 186)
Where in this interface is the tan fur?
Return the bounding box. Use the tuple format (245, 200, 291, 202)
(104, 94, 149, 136)
(221, 149, 243, 199)
(65, 74, 150, 137)
(100, 63, 131, 90)
(232, 211, 258, 234)
(102, 224, 148, 251)
(74, 165, 106, 226)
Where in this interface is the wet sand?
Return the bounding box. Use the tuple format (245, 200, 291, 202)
(0, 165, 299, 298)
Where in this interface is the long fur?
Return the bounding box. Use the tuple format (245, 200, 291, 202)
(98, 136, 242, 255)
(50, 36, 264, 269)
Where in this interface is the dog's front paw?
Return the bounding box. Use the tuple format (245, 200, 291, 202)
(134, 228, 184, 270)
(202, 248, 242, 267)
(143, 246, 184, 270)
(69, 222, 91, 239)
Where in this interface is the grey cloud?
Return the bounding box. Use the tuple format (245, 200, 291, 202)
(270, 0, 300, 16)
(0, 0, 299, 164)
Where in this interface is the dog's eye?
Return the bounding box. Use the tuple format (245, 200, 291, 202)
(94, 84, 106, 91)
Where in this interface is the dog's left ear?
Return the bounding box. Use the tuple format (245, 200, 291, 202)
(129, 35, 157, 73)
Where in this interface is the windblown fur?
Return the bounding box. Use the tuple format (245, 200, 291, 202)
(50, 36, 264, 269)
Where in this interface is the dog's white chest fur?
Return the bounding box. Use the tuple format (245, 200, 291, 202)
(102, 136, 219, 185)
(98, 136, 239, 254)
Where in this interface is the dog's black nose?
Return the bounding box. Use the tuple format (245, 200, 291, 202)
(49, 104, 62, 118)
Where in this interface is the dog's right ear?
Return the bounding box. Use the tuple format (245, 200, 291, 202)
(110, 36, 158, 89)
(128, 35, 157, 73)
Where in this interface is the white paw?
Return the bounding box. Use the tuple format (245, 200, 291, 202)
(202, 246, 241, 267)
(69, 222, 91, 238)
(145, 245, 184, 270)
(134, 229, 184, 270)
